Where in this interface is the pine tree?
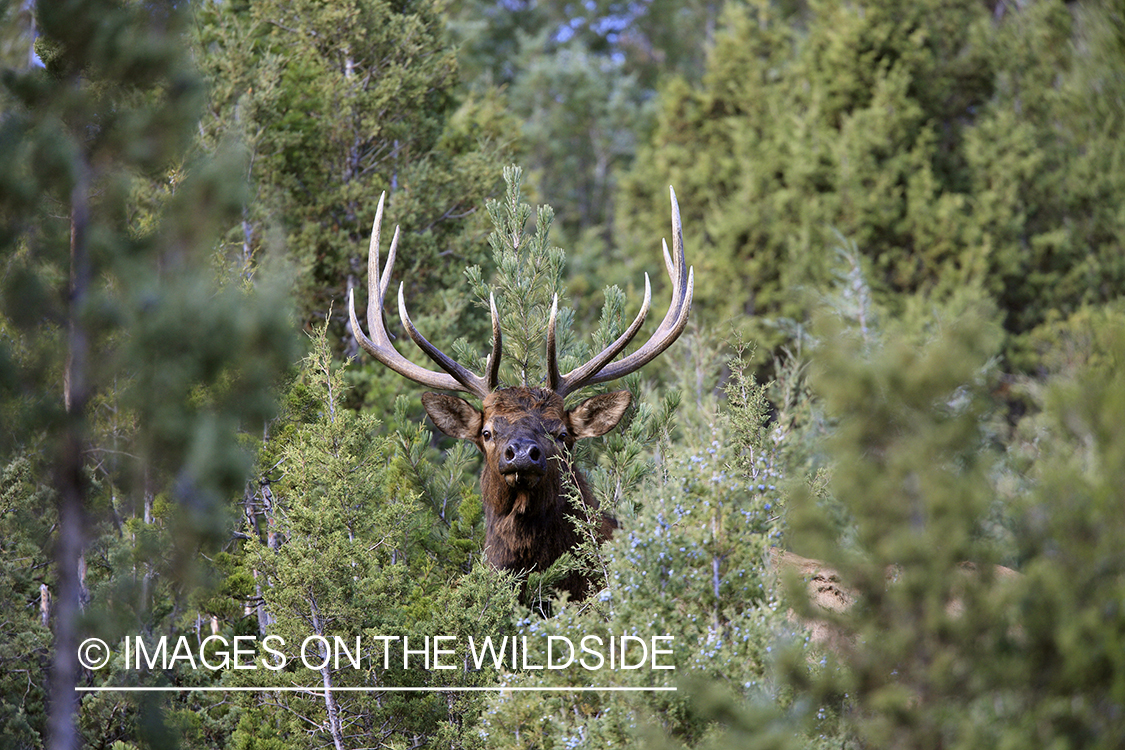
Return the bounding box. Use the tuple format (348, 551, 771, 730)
(478, 330, 804, 749)
(0, 456, 53, 749)
(620, 0, 1125, 366)
(193, 0, 515, 373)
(240, 330, 418, 750)
(777, 249, 1125, 748)
(233, 326, 517, 750)
(448, 0, 723, 242)
(0, 1, 296, 746)
(454, 172, 794, 745)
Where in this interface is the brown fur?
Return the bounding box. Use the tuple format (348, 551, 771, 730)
(769, 549, 1021, 652)
(423, 387, 630, 602)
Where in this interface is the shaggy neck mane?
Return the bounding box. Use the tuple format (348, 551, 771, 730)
(480, 460, 586, 569)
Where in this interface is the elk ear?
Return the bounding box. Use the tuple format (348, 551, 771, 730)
(568, 390, 631, 439)
(421, 393, 482, 441)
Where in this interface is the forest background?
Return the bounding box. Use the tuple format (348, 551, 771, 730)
(3, 0, 1125, 748)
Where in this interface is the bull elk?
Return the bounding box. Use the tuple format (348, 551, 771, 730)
(348, 188, 693, 601)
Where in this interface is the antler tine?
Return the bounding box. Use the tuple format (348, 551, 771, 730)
(551, 186, 694, 396)
(349, 192, 494, 398)
(486, 291, 502, 391)
(662, 237, 675, 281)
(364, 193, 402, 338)
(550, 276, 653, 397)
(363, 192, 385, 339)
(547, 295, 561, 392)
(397, 284, 492, 399)
(377, 226, 399, 307)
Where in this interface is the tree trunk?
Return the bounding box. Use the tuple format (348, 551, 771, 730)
(49, 165, 91, 750)
(309, 599, 347, 750)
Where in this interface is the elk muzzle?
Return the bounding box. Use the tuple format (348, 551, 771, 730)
(497, 437, 547, 488)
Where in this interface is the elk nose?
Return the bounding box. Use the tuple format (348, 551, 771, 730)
(500, 440, 545, 474)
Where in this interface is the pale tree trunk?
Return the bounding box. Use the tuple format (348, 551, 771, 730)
(309, 598, 347, 750)
(40, 584, 50, 629)
(251, 472, 277, 632)
(140, 472, 154, 614)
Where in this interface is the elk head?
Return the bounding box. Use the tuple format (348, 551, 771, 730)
(347, 188, 693, 600)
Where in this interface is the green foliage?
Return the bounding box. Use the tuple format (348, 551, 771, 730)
(463, 164, 664, 401)
(448, 0, 723, 241)
(193, 0, 514, 374)
(1019, 301, 1125, 379)
(6, 2, 1125, 747)
(508, 34, 650, 239)
(450, 0, 722, 92)
(622, 0, 1125, 366)
(0, 456, 52, 750)
(388, 393, 486, 572)
(990, 335, 1125, 748)
(0, 0, 298, 523)
(0, 1, 298, 746)
(232, 327, 518, 749)
(481, 325, 803, 749)
(779, 258, 1125, 747)
(465, 165, 567, 386)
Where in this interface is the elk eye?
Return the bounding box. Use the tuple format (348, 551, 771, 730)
(556, 429, 568, 441)
(481, 429, 492, 441)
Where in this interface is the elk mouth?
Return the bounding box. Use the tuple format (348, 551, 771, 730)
(501, 467, 545, 490)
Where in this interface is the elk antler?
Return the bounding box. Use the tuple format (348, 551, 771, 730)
(547, 186, 694, 397)
(348, 192, 501, 400)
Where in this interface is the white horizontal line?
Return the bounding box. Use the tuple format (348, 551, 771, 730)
(76, 686, 676, 693)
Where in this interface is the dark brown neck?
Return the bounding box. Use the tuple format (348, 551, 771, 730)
(480, 466, 588, 568)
